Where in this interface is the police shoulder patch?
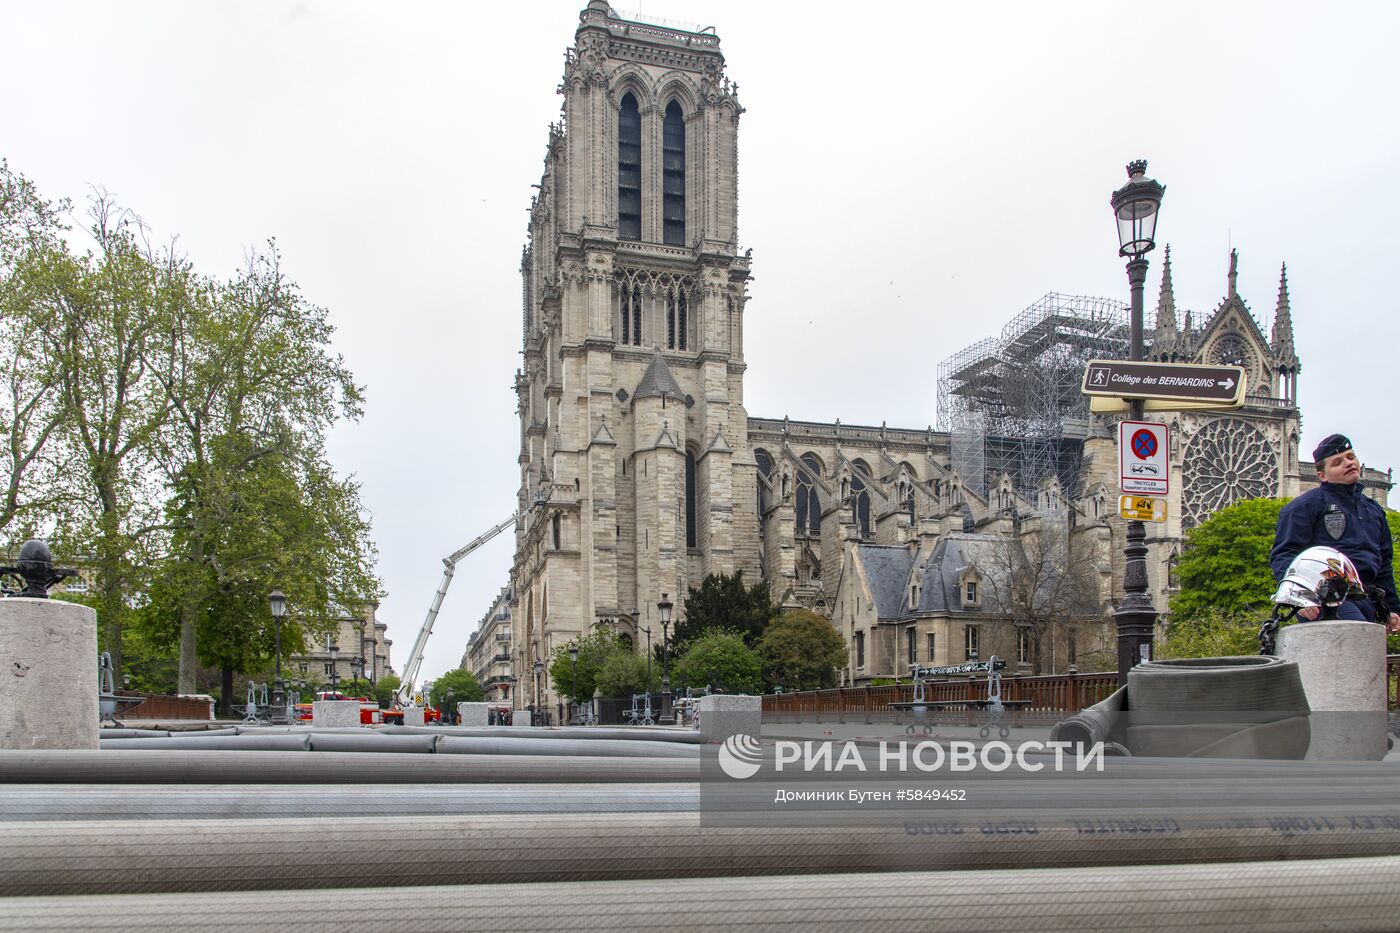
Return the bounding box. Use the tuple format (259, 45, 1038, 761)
(1324, 509, 1346, 540)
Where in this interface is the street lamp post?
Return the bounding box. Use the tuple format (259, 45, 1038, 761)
(569, 645, 579, 724)
(532, 658, 545, 726)
(268, 590, 287, 724)
(1109, 159, 1166, 686)
(327, 633, 340, 695)
(641, 625, 653, 703)
(657, 593, 674, 725)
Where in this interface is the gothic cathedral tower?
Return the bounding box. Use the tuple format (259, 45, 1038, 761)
(511, 1, 759, 712)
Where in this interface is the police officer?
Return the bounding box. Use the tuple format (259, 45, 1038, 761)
(1270, 433, 1400, 631)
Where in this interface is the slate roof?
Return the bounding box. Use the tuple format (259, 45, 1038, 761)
(855, 534, 1017, 621)
(633, 350, 686, 402)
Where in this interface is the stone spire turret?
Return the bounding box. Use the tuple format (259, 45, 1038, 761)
(1150, 244, 1179, 360)
(1272, 262, 1299, 402)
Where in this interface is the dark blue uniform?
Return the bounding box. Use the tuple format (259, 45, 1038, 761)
(1270, 482, 1399, 621)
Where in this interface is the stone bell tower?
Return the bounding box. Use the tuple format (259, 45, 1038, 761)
(510, 1, 760, 712)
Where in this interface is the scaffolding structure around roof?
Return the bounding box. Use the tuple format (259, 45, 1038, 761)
(937, 293, 1130, 500)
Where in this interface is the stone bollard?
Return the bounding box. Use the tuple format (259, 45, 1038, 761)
(457, 702, 491, 727)
(1277, 620, 1387, 761)
(511, 709, 532, 726)
(0, 598, 99, 749)
(311, 700, 362, 728)
(401, 707, 426, 727)
(696, 694, 762, 745)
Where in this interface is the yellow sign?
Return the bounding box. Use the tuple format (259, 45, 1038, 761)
(1118, 495, 1168, 523)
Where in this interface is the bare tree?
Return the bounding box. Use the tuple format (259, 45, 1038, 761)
(980, 511, 1107, 674)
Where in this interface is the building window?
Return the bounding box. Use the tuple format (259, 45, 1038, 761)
(964, 625, 980, 661)
(755, 450, 772, 524)
(906, 627, 917, 666)
(324, 662, 335, 677)
(927, 632, 936, 662)
(855, 631, 865, 668)
(1016, 628, 1031, 665)
(685, 451, 697, 548)
(552, 513, 562, 549)
(964, 581, 978, 606)
(621, 283, 642, 346)
(796, 454, 822, 535)
(850, 460, 872, 537)
(662, 100, 685, 245)
(618, 93, 641, 241)
(667, 288, 688, 350)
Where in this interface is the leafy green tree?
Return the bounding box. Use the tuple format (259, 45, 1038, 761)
(675, 571, 779, 647)
(1170, 498, 1287, 625)
(429, 668, 485, 710)
(549, 629, 629, 701)
(339, 677, 375, 701)
(672, 628, 762, 695)
(373, 674, 402, 709)
(23, 194, 188, 671)
(0, 160, 71, 541)
(756, 609, 847, 691)
(595, 650, 656, 698)
(1160, 608, 1263, 659)
(143, 244, 377, 695)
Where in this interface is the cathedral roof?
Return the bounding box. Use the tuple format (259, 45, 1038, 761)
(853, 545, 913, 619)
(634, 350, 686, 403)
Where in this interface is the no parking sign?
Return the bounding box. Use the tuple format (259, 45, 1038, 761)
(1119, 420, 1168, 495)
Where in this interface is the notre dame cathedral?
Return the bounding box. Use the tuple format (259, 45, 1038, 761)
(502, 1, 1389, 703)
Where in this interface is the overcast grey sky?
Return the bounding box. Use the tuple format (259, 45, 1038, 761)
(6, 0, 1399, 688)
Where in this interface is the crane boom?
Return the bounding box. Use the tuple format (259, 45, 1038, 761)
(394, 510, 525, 707)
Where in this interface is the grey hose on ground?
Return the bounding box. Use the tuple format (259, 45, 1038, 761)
(2, 855, 1400, 932)
(4, 809, 1400, 896)
(0, 783, 701, 821)
(0, 750, 699, 783)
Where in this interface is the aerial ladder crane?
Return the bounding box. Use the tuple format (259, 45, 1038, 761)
(394, 495, 544, 708)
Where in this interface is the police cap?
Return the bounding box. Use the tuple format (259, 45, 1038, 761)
(1312, 433, 1353, 463)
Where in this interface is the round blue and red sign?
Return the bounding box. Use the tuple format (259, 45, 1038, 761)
(1131, 429, 1158, 460)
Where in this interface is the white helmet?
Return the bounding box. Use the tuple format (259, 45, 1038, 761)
(1272, 546, 1365, 609)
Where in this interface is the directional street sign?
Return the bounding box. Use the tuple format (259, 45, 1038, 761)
(1119, 420, 1168, 495)
(1119, 495, 1168, 523)
(1082, 360, 1246, 408)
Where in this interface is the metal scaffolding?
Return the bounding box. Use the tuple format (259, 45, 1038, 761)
(937, 293, 1130, 499)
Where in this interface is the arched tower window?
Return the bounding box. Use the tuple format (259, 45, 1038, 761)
(621, 282, 641, 346)
(685, 450, 698, 549)
(850, 459, 872, 537)
(796, 454, 823, 535)
(618, 93, 641, 241)
(755, 450, 772, 524)
(667, 287, 688, 350)
(662, 100, 685, 246)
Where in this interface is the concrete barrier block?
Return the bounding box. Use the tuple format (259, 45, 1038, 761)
(457, 702, 491, 727)
(311, 700, 362, 729)
(696, 694, 762, 745)
(511, 710, 532, 726)
(0, 598, 99, 750)
(402, 707, 426, 727)
(1278, 619, 1387, 761)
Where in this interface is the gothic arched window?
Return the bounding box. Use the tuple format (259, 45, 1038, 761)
(667, 287, 688, 350)
(796, 454, 823, 535)
(850, 459, 872, 537)
(662, 100, 685, 246)
(618, 93, 641, 241)
(620, 282, 641, 346)
(755, 450, 772, 523)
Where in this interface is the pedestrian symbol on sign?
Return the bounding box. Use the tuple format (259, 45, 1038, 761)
(1088, 367, 1109, 387)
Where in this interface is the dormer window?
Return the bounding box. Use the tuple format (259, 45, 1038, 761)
(965, 581, 978, 605)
